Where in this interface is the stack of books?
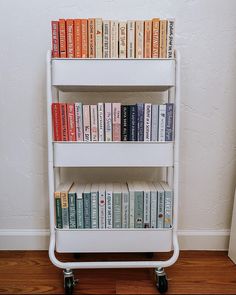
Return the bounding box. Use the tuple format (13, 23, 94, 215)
(52, 102, 174, 142)
(51, 18, 175, 59)
(55, 181, 173, 229)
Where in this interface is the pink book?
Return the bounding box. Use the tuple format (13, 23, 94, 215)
(83, 105, 91, 141)
(112, 103, 121, 141)
(67, 103, 76, 141)
(90, 105, 98, 141)
(105, 103, 112, 141)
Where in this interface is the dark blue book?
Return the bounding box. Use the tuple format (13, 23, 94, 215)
(165, 103, 174, 141)
(137, 103, 144, 141)
(121, 105, 129, 141)
(128, 105, 137, 141)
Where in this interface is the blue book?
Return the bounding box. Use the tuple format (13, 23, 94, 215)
(128, 105, 137, 141)
(165, 103, 174, 141)
(137, 103, 144, 141)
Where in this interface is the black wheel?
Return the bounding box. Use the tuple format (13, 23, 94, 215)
(157, 275, 168, 294)
(65, 277, 74, 295)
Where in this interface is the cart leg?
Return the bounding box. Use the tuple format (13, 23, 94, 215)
(155, 267, 168, 294)
(63, 269, 78, 295)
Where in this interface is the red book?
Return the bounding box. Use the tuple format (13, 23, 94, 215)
(59, 19, 67, 58)
(66, 19, 74, 58)
(52, 103, 62, 141)
(51, 21, 60, 58)
(74, 19, 82, 58)
(67, 103, 76, 141)
(81, 19, 88, 58)
(60, 103, 68, 141)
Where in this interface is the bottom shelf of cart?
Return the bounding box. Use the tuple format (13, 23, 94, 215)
(55, 228, 172, 253)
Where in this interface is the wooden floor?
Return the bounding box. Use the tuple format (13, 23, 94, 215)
(0, 251, 236, 294)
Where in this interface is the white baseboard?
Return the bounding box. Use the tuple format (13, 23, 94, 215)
(0, 229, 230, 251)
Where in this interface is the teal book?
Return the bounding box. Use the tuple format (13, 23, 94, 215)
(105, 183, 113, 229)
(133, 182, 144, 228)
(91, 183, 99, 228)
(76, 184, 84, 229)
(121, 183, 129, 228)
(113, 183, 122, 228)
(127, 182, 135, 228)
(68, 187, 77, 229)
(83, 183, 91, 229)
(160, 182, 173, 228)
(143, 182, 151, 228)
(154, 182, 165, 228)
(59, 182, 73, 229)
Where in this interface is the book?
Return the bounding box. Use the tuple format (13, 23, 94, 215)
(83, 105, 91, 142)
(137, 103, 144, 141)
(135, 21, 144, 58)
(91, 183, 99, 228)
(121, 105, 129, 141)
(142, 182, 151, 228)
(67, 103, 76, 141)
(112, 103, 121, 141)
(133, 181, 144, 228)
(167, 19, 175, 58)
(54, 190, 62, 228)
(90, 105, 98, 141)
(83, 183, 91, 228)
(151, 104, 159, 141)
(59, 19, 67, 58)
(121, 183, 129, 228)
(129, 105, 137, 141)
(159, 20, 167, 58)
(51, 21, 60, 58)
(66, 19, 74, 58)
(60, 103, 68, 141)
(144, 20, 152, 58)
(119, 22, 127, 58)
(98, 183, 106, 228)
(127, 21, 135, 58)
(152, 18, 160, 58)
(165, 103, 174, 141)
(105, 103, 112, 141)
(68, 184, 77, 228)
(88, 18, 96, 58)
(154, 182, 165, 228)
(75, 102, 83, 141)
(113, 183, 122, 228)
(95, 18, 103, 58)
(75, 183, 85, 229)
(110, 21, 118, 58)
(59, 182, 74, 229)
(158, 104, 166, 141)
(98, 103, 105, 141)
(105, 183, 113, 229)
(148, 182, 158, 228)
(161, 182, 173, 228)
(81, 19, 88, 58)
(144, 103, 152, 141)
(103, 20, 110, 58)
(74, 19, 82, 58)
(127, 181, 135, 228)
(52, 103, 62, 141)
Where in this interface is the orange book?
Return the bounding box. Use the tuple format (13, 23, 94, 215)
(81, 19, 88, 58)
(144, 20, 152, 58)
(74, 19, 82, 58)
(152, 18, 160, 58)
(66, 19, 74, 58)
(59, 19, 67, 58)
(88, 18, 96, 58)
(51, 21, 59, 58)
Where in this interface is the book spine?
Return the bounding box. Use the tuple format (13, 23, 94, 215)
(83, 105, 91, 142)
(76, 197, 84, 229)
(61, 192, 69, 229)
(75, 102, 83, 141)
(121, 105, 129, 141)
(81, 19, 88, 58)
(137, 103, 144, 141)
(55, 191, 62, 228)
(59, 19, 67, 58)
(52, 103, 62, 141)
(151, 104, 159, 141)
(68, 192, 76, 229)
(105, 103, 112, 141)
(90, 105, 98, 141)
(129, 190, 135, 228)
(144, 20, 152, 58)
(167, 19, 175, 58)
(159, 20, 167, 58)
(98, 103, 104, 141)
(88, 18, 96, 58)
(129, 105, 137, 141)
(60, 103, 68, 141)
(127, 21, 135, 58)
(165, 103, 174, 141)
(158, 104, 166, 141)
(152, 18, 160, 58)
(143, 190, 151, 228)
(51, 21, 60, 58)
(150, 190, 157, 228)
(91, 191, 99, 228)
(164, 189, 173, 228)
(83, 193, 91, 228)
(134, 191, 144, 228)
(157, 190, 164, 228)
(103, 21, 110, 58)
(74, 19, 82, 58)
(99, 190, 106, 228)
(95, 18, 103, 58)
(135, 21, 144, 58)
(66, 19, 74, 58)
(122, 191, 129, 228)
(106, 191, 113, 229)
(67, 103, 76, 141)
(119, 22, 127, 58)
(112, 103, 121, 141)
(144, 103, 152, 141)
(110, 21, 118, 58)
(113, 193, 122, 228)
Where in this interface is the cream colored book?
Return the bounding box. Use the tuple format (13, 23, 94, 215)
(135, 20, 144, 58)
(144, 20, 152, 58)
(103, 20, 110, 58)
(119, 21, 127, 58)
(95, 18, 103, 58)
(110, 20, 118, 58)
(159, 19, 167, 58)
(152, 18, 160, 58)
(90, 105, 98, 141)
(127, 21, 135, 58)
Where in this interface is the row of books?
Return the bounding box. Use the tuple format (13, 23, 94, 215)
(52, 102, 174, 142)
(55, 181, 173, 229)
(51, 18, 175, 59)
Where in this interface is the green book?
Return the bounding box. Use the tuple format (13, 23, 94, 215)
(91, 183, 99, 228)
(68, 185, 77, 229)
(160, 182, 173, 228)
(76, 184, 85, 229)
(83, 183, 91, 229)
(113, 183, 122, 228)
(133, 182, 144, 228)
(127, 182, 135, 228)
(54, 191, 62, 228)
(58, 182, 73, 229)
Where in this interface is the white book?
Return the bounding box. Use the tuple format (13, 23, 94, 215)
(158, 104, 166, 142)
(105, 183, 113, 229)
(160, 182, 173, 228)
(127, 181, 135, 228)
(95, 18, 103, 58)
(135, 20, 144, 58)
(121, 183, 129, 228)
(91, 183, 99, 228)
(105, 103, 112, 141)
(103, 20, 110, 58)
(148, 182, 158, 228)
(144, 103, 152, 141)
(90, 105, 98, 141)
(151, 104, 159, 141)
(127, 21, 135, 58)
(83, 105, 91, 142)
(110, 20, 118, 58)
(75, 102, 83, 142)
(154, 182, 165, 228)
(142, 182, 151, 228)
(98, 183, 106, 229)
(98, 103, 105, 141)
(167, 19, 175, 58)
(119, 21, 127, 58)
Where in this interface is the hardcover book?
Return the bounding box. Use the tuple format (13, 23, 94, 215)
(105, 183, 113, 229)
(105, 103, 112, 141)
(112, 103, 121, 141)
(54, 190, 62, 228)
(119, 22, 127, 58)
(74, 19, 82, 58)
(98, 183, 106, 228)
(103, 20, 110, 58)
(154, 182, 165, 228)
(88, 18, 96, 58)
(151, 104, 159, 141)
(137, 103, 144, 141)
(167, 19, 175, 58)
(158, 104, 166, 142)
(121, 183, 129, 228)
(161, 182, 173, 228)
(98, 103, 105, 141)
(152, 18, 160, 58)
(90, 105, 98, 141)
(127, 21, 135, 58)
(127, 181, 135, 228)
(66, 19, 74, 58)
(121, 105, 129, 141)
(59, 19, 67, 58)
(83, 105, 91, 142)
(59, 182, 74, 229)
(165, 103, 174, 141)
(144, 20, 152, 58)
(110, 21, 118, 58)
(75, 183, 85, 229)
(143, 182, 151, 228)
(129, 105, 137, 141)
(133, 181, 144, 228)
(67, 103, 76, 141)
(60, 103, 68, 141)
(75, 102, 83, 141)
(95, 18, 103, 58)
(51, 21, 59, 58)
(135, 21, 144, 58)
(148, 182, 158, 228)
(52, 103, 62, 141)
(81, 19, 88, 58)
(159, 20, 167, 58)
(91, 183, 99, 228)
(68, 184, 77, 229)
(113, 183, 122, 228)
(144, 103, 152, 141)
(83, 183, 91, 228)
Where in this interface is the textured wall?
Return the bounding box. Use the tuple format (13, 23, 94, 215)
(0, 0, 236, 237)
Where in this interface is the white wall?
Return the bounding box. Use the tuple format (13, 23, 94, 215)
(1, 0, 236, 250)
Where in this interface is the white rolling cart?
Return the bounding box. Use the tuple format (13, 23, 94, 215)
(46, 50, 180, 294)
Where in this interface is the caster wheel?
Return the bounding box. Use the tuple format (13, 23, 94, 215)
(157, 275, 168, 293)
(64, 277, 74, 295)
